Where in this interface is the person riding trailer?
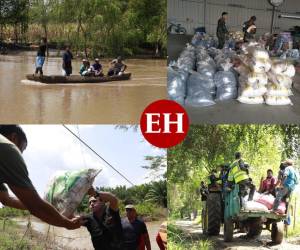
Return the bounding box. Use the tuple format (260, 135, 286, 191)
(272, 160, 298, 213)
(227, 152, 256, 208)
(207, 168, 222, 190)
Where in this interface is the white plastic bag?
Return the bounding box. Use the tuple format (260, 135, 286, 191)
(237, 96, 264, 104)
(244, 201, 269, 212)
(265, 96, 292, 106)
(167, 66, 188, 105)
(266, 84, 292, 97)
(240, 85, 267, 98)
(45, 168, 101, 218)
(214, 71, 237, 101)
(185, 72, 216, 107)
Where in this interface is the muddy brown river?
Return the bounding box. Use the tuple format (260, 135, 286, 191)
(0, 52, 166, 123)
(15, 217, 164, 250)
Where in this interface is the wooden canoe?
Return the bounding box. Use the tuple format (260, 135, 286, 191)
(26, 73, 131, 84)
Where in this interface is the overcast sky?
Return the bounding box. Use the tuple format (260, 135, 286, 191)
(16, 125, 165, 197)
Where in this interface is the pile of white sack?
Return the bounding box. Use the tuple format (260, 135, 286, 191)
(266, 60, 295, 105)
(243, 191, 286, 214)
(236, 44, 295, 105)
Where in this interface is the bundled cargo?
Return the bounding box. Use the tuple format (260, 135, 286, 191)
(265, 60, 295, 106)
(185, 71, 216, 107)
(237, 47, 270, 104)
(167, 66, 189, 105)
(195, 47, 216, 78)
(238, 96, 264, 104)
(229, 31, 244, 42)
(191, 32, 217, 48)
(255, 194, 275, 210)
(45, 168, 101, 218)
(177, 44, 196, 71)
(244, 201, 269, 212)
(214, 61, 237, 101)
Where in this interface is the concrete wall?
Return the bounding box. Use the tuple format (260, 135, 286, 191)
(167, 0, 300, 36)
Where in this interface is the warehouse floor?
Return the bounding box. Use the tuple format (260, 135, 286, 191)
(168, 34, 300, 124)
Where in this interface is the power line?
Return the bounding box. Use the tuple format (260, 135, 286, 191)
(76, 125, 87, 169)
(62, 125, 135, 186)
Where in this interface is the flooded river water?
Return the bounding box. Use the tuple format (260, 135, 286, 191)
(0, 51, 166, 123)
(15, 217, 163, 250)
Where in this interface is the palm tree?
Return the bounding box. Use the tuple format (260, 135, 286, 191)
(145, 180, 167, 207)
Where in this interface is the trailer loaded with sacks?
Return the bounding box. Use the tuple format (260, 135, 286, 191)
(202, 184, 288, 244)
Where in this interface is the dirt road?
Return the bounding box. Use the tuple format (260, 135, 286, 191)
(174, 220, 300, 250)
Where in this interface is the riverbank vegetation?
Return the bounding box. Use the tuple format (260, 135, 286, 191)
(168, 125, 300, 246)
(0, 0, 166, 57)
(0, 218, 42, 250)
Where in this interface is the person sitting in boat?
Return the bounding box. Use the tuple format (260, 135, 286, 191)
(107, 56, 127, 76)
(90, 58, 104, 77)
(79, 59, 91, 76)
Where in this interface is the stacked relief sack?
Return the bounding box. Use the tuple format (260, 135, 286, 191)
(177, 44, 196, 71)
(45, 168, 101, 218)
(265, 60, 295, 105)
(243, 192, 286, 214)
(185, 71, 216, 107)
(191, 33, 217, 48)
(196, 47, 216, 78)
(185, 46, 217, 107)
(214, 60, 238, 101)
(243, 192, 269, 212)
(168, 44, 196, 105)
(167, 65, 189, 105)
(237, 47, 271, 104)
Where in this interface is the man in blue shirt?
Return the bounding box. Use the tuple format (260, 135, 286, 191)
(272, 160, 298, 212)
(91, 58, 104, 77)
(121, 204, 151, 250)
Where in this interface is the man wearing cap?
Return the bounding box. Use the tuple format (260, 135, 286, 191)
(83, 187, 123, 250)
(0, 125, 82, 229)
(91, 58, 103, 77)
(79, 59, 91, 76)
(122, 204, 151, 250)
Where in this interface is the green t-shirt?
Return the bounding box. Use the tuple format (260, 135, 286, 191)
(0, 134, 35, 192)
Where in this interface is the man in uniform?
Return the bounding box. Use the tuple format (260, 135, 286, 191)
(217, 12, 229, 49)
(228, 152, 256, 208)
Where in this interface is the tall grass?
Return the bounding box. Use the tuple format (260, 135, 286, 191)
(0, 219, 42, 250)
(168, 223, 214, 250)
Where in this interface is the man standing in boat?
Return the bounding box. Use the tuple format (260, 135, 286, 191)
(35, 38, 47, 76)
(62, 46, 73, 76)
